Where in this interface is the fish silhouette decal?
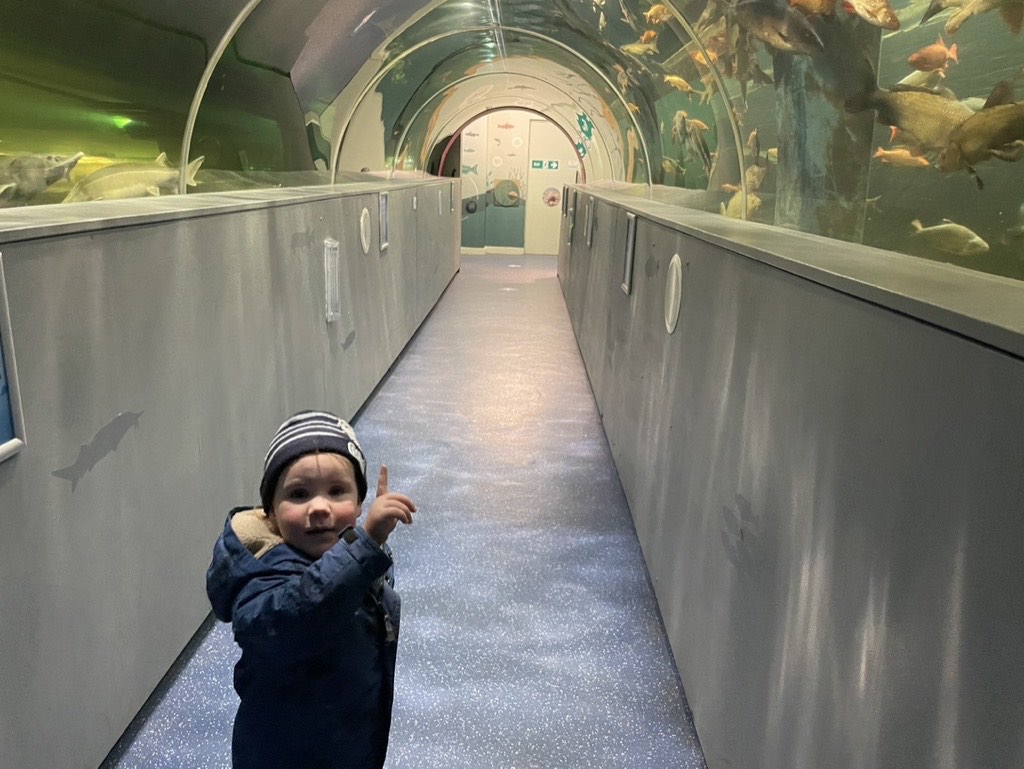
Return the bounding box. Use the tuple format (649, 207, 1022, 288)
(52, 411, 143, 491)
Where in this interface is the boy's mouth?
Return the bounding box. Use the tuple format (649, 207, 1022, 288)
(307, 527, 334, 535)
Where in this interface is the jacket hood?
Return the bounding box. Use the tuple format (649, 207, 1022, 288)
(206, 507, 287, 622)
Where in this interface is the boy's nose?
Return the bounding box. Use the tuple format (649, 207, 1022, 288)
(308, 495, 331, 516)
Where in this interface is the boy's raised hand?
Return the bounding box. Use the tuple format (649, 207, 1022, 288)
(364, 465, 417, 546)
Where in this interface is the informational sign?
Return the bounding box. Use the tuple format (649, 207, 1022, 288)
(532, 160, 544, 169)
(531, 160, 561, 170)
(547, 161, 559, 170)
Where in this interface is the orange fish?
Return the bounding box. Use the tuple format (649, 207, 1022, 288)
(908, 36, 958, 72)
(841, 0, 900, 28)
(644, 4, 674, 23)
(640, 30, 658, 43)
(873, 147, 931, 166)
(627, 102, 641, 114)
(691, 50, 719, 67)
(664, 74, 699, 94)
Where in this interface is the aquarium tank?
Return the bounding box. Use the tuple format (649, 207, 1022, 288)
(0, 0, 1020, 279)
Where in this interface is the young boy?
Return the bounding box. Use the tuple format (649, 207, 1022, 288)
(206, 410, 417, 769)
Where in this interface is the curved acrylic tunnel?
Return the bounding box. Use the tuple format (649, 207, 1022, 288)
(2, 2, 1024, 769)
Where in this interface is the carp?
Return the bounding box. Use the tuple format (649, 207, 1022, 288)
(937, 101, 1024, 187)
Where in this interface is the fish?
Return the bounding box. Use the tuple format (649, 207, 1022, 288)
(620, 41, 659, 55)
(686, 121, 715, 176)
(873, 146, 932, 166)
(619, 0, 640, 30)
(733, 0, 825, 55)
(943, 0, 1023, 33)
(982, 65, 1024, 109)
(747, 127, 761, 161)
(897, 70, 946, 89)
(640, 30, 659, 43)
(845, 67, 974, 153)
(687, 117, 711, 131)
(52, 411, 143, 491)
(341, 330, 357, 351)
(744, 163, 767, 190)
(937, 101, 1024, 187)
(645, 3, 675, 23)
(766, 147, 779, 162)
(664, 74, 700, 95)
(672, 110, 689, 145)
(63, 153, 203, 202)
(910, 219, 989, 255)
(0, 151, 85, 204)
(841, 0, 900, 28)
(627, 102, 642, 114)
(599, 10, 607, 29)
(720, 191, 763, 218)
(462, 164, 478, 175)
(613, 63, 631, 91)
(918, 0, 967, 25)
(692, 50, 719, 67)
(662, 157, 686, 175)
(908, 36, 958, 72)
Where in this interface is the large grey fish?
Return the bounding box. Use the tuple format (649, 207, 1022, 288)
(733, 0, 825, 54)
(846, 68, 974, 152)
(937, 101, 1024, 187)
(0, 152, 84, 205)
(63, 153, 203, 202)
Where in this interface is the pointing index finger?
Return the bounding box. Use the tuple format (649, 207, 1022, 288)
(376, 464, 389, 498)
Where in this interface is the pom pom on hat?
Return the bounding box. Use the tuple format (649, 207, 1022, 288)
(259, 410, 367, 510)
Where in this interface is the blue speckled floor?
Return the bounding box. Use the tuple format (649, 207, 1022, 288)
(106, 255, 706, 769)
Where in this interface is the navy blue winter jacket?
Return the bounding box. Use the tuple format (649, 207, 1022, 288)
(206, 507, 400, 769)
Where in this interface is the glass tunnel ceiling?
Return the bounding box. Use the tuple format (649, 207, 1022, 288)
(204, 0, 739, 185)
(4, 0, 1023, 280)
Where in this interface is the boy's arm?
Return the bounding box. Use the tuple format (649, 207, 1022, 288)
(232, 525, 391, 654)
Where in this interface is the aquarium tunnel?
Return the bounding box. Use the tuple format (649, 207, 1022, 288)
(0, 1, 1022, 768)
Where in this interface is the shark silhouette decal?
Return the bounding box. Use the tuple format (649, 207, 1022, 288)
(52, 411, 143, 491)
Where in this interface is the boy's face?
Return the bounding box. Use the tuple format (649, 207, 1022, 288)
(269, 452, 361, 560)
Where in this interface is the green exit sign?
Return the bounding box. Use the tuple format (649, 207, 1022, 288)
(547, 160, 559, 170)
(531, 160, 544, 169)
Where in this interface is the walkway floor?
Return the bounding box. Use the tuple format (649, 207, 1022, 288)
(105, 255, 706, 769)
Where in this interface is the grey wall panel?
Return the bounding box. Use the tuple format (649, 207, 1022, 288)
(415, 181, 460, 325)
(0, 184, 458, 769)
(560, 198, 1024, 769)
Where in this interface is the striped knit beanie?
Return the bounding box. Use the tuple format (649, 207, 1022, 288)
(259, 410, 368, 510)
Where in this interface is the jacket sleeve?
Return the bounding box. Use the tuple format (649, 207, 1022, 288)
(231, 525, 392, 656)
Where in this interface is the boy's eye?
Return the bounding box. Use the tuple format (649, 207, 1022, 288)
(329, 485, 347, 496)
(287, 488, 310, 501)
